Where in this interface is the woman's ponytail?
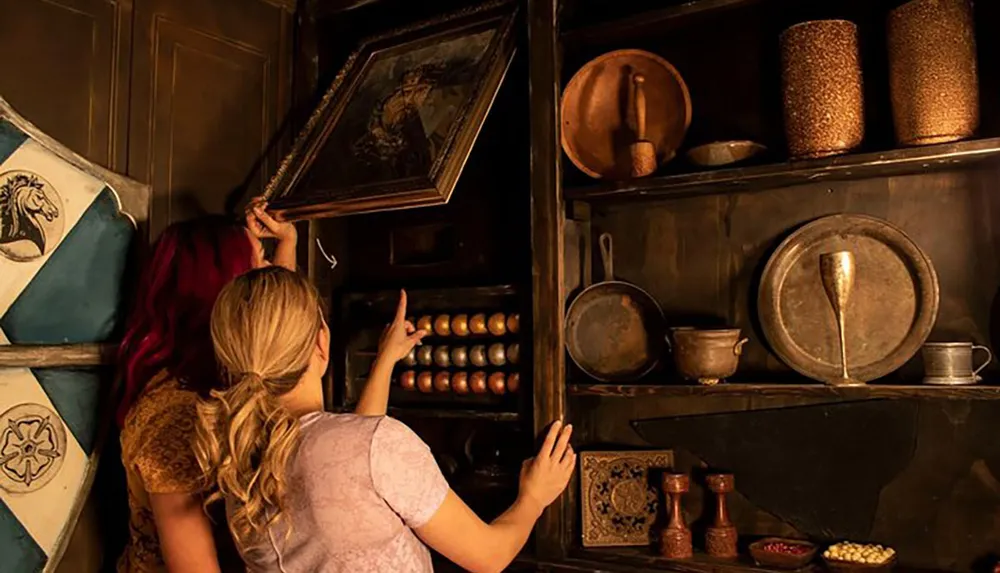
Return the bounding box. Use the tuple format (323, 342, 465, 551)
(193, 268, 322, 549)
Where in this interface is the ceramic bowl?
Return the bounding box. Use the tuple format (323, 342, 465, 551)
(748, 538, 818, 570)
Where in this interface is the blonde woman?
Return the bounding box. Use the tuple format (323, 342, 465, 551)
(195, 267, 575, 572)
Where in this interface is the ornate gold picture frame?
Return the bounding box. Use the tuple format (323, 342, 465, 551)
(265, 1, 518, 220)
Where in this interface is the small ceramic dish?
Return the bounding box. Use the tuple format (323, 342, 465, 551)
(748, 537, 818, 570)
(686, 140, 767, 167)
(822, 554, 897, 573)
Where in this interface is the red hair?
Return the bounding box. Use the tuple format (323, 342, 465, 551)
(116, 215, 254, 427)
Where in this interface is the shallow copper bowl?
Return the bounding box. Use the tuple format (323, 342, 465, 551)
(561, 49, 691, 179)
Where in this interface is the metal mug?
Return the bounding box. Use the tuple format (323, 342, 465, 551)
(921, 342, 992, 385)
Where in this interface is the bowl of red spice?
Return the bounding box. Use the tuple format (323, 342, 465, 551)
(749, 538, 818, 569)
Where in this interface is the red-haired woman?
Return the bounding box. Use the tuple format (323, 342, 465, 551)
(116, 202, 295, 573)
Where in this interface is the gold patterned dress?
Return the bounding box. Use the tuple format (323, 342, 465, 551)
(117, 374, 242, 573)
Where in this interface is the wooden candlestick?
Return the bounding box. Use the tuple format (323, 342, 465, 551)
(660, 473, 692, 559)
(705, 473, 737, 558)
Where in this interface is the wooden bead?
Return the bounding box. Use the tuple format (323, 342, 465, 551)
(451, 314, 470, 336)
(488, 312, 507, 336)
(451, 372, 470, 395)
(470, 371, 488, 394)
(433, 372, 451, 393)
(416, 372, 433, 393)
(507, 372, 520, 393)
(399, 370, 416, 391)
(469, 313, 488, 335)
(433, 315, 451, 336)
(488, 372, 506, 395)
(507, 313, 520, 334)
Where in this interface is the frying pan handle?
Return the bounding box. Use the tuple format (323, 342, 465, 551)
(599, 233, 614, 280)
(633, 74, 647, 141)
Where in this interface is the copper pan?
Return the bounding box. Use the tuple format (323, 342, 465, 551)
(561, 49, 691, 180)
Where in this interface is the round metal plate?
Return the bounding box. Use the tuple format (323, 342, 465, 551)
(758, 214, 939, 383)
(561, 49, 692, 179)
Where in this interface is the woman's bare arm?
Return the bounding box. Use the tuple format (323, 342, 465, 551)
(415, 421, 575, 573)
(149, 492, 222, 573)
(356, 290, 425, 416)
(416, 490, 542, 573)
(355, 356, 394, 416)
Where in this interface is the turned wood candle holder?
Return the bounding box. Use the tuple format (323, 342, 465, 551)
(660, 473, 692, 559)
(705, 473, 737, 558)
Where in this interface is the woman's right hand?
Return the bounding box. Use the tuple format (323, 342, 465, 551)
(518, 420, 575, 514)
(377, 290, 428, 364)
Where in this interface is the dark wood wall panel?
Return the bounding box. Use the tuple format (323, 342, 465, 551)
(0, 0, 133, 170)
(128, 0, 293, 237)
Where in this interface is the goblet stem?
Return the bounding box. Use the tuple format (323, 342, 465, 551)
(819, 251, 860, 385)
(836, 309, 849, 380)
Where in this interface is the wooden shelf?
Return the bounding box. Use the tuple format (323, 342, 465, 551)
(387, 406, 519, 422)
(564, 137, 1000, 203)
(567, 547, 945, 573)
(562, 0, 760, 48)
(0, 343, 116, 368)
(569, 383, 1000, 400)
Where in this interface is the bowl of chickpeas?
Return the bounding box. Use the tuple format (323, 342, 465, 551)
(822, 542, 896, 572)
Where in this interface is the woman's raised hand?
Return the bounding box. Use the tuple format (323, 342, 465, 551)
(518, 420, 575, 514)
(245, 198, 296, 243)
(377, 290, 428, 364)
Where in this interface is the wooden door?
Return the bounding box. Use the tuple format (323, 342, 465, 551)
(128, 0, 295, 238)
(0, 0, 133, 171)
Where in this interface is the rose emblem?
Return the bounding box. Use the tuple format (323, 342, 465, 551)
(0, 404, 66, 493)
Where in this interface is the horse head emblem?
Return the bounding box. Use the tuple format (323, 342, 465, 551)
(0, 171, 62, 261)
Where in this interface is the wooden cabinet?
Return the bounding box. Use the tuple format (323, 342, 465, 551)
(0, 0, 296, 238)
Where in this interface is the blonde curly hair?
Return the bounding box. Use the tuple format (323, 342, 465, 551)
(194, 266, 323, 549)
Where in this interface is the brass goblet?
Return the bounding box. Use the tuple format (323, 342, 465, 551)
(819, 250, 863, 386)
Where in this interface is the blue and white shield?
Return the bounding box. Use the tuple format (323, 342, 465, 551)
(0, 97, 149, 573)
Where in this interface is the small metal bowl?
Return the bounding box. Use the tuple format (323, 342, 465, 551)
(686, 140, 766, 167)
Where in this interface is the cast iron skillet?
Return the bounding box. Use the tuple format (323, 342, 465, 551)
(565, 233, 665, 382)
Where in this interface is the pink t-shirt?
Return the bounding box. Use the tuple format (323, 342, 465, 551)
(234, 413, 449, 572)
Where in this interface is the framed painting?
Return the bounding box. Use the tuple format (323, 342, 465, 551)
(263, 0, 518, 220)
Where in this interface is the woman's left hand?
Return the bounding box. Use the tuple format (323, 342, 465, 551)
(246, 198, 296, 243)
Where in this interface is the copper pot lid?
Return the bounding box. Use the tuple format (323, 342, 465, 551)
(758, 214, 939, 383)
(561, 49, 692, 179)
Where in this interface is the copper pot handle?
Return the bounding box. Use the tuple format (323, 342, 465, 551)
(599, 233, 614, 280)
(973, 345, 992, 377)
(733, 338, 749, 356)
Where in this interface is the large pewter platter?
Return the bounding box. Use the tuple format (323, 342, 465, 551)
(758, 214, 939, 384)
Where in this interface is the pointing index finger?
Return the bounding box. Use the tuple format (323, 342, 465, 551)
(394, 289, 408, 324)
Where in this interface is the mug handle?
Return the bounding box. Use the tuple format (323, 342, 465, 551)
(972, 345, 993, 377)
